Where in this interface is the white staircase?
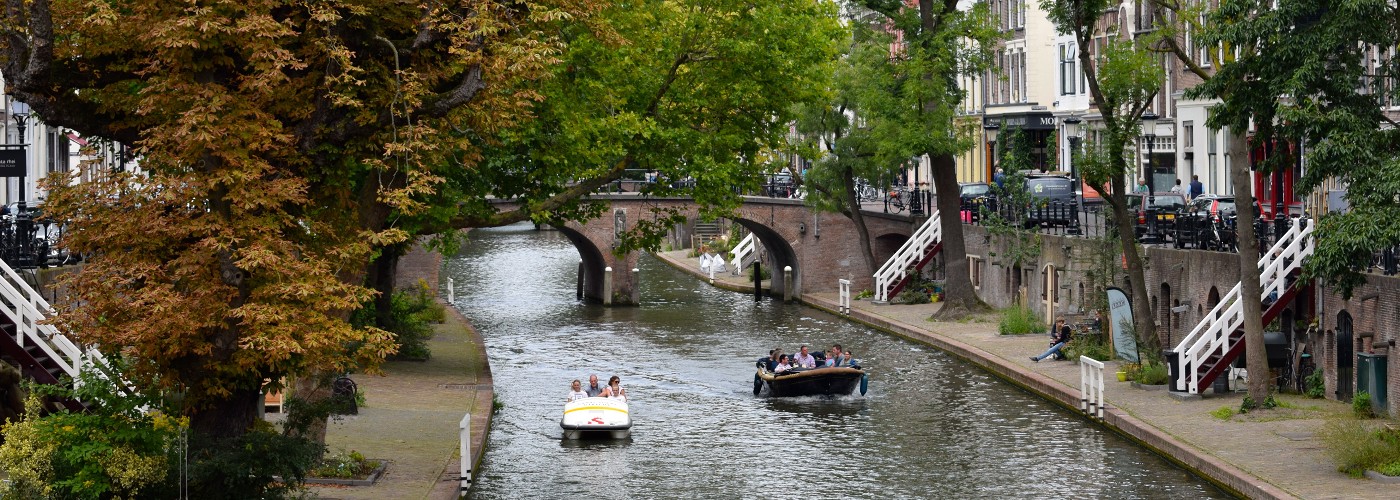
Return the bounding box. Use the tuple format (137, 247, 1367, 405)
(1170, 218, 1315, 394)
(0, 258, 117, 410)
(729, 232, 756, 275)
(873, 211, 942, 303)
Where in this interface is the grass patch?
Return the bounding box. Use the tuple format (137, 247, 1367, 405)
(1319, 419, 1400, 477)
(1210, 406, 1236, 420)
(309, 450, 381, 480)
(998, 305, 1045, 335)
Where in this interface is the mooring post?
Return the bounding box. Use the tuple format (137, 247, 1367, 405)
(752, 261, 761, 301)
(576, 260, 584, 300)
(459, 413, 472, 495)
(783, 266, 793, 302)
(447, 277, 455, 304)
(603, 266, 613, 306)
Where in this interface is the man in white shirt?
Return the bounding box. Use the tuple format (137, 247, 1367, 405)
(794, 345, 816, 368)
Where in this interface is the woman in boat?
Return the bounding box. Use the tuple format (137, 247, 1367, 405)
(567, 380, 589, 402)
(600, 375, 627, 401)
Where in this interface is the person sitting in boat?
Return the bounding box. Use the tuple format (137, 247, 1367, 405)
(567, 380, 589, 402)
(821, 350, 835, 367)
(584, 374, 604, 397)
(764, 348, 782, 372)
(774, 354, 793, 374)
(794, 345, 816, 368)
(600, 375, 627, 400)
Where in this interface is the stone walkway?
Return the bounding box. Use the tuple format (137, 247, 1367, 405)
(294, 302, 492, 500)
(656, 249, 1398, 500)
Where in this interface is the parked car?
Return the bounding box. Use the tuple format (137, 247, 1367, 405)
(958, 182, 992, 201)
(1022, 174, 1078, 227)
(1126, 192, 1189, 241)
(1186, 194, 1236, 221)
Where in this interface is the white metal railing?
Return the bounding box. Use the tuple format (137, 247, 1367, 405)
(1080, 356, 1105, 419)
(0, 258, 117, 389)
(1171, 218, 1315, 394)
(459, 412, 473, 494)
(873, 210, 941, 303)
(838, 279, 851, 314)
(729, 232, 755, 275)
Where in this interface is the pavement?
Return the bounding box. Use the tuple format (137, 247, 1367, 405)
(291, 301, 493, 500)
(654, 249, 1400, 500)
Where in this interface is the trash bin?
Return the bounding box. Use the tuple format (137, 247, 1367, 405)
(1357, 353, 1389, 416)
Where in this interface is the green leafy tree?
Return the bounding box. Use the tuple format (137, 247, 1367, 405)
(1041, 0, 1165, 349)
(851, 0, 1002, 319)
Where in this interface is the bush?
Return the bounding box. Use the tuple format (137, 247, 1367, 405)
(352, 280, 444, 360)
(1063, 335, 1113, 363)
(1305, 368, 1325, 398)
(309, 450, 381, 479)
(1319, 419, 1400, 477)
(1137, 359, 1170, 385)
(894, 288, 931, 304)
(998, 306, 1046, 335)
(1354, 392, 1376, 418)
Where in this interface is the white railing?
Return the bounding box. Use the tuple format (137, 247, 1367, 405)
(873, 210, 941, 303)
(729, 232, 755, 274)
(459, 412, 473, 494)
(1171, 218, 1315, 394)
(0, 259, 87, 381)
(1080, 356, 1105, 420)
(838, 279, 851, 314)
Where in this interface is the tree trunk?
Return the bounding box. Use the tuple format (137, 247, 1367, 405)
(843, 167, 879, 278)
(1229, 133, 1268, 403)
(1105, 174, 1158, 351)
(367, 245, 406, 329)
(930, 152, 986, 320)
(190, 383, 264, 440)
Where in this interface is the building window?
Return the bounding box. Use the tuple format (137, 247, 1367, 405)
(1020, 49, 1028, 102)
(1060, 44, 1077, 95)
(1017, 0, 1026, 29)
(47, 128, 70, 174)
(1183, 121, 1194, 150)
(969, 256, 984, 289)
(1224, 153, 1233, 195)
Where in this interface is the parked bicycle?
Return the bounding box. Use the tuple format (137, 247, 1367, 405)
(887, 187, 909, 213)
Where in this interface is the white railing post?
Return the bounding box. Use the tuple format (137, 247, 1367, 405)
(872, 210, 941, 303)
(838, 279, 851, 315)
(1080, 357, 1105, 420)
(729, 232, 755, 275)
(459, 413, 472, 494)
(447, 277, 455, 304)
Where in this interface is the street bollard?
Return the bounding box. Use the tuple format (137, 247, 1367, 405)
(838, 279, 851, 314)
(447, 277, 455, 304)
(459, 413, 472, 495)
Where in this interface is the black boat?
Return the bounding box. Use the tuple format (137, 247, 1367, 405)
(754, 362, 867, 397)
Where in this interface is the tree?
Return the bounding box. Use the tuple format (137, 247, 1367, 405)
(1041, 0, 1164, 350)
(851, 0, 1001, 319)
(6, 0, 841, 491)
(1185, 0, 1399, 403)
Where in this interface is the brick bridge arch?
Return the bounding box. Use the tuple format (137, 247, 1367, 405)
(494, 195, 920, 305)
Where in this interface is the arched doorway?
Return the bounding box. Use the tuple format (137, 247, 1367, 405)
(1159, 283, 1172, 345)
(1042, 264, 1058, 323)
(1336, 311, 1354, 400)
(1207, 286, 1221, 319)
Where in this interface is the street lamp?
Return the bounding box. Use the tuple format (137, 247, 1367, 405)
(1140, 111, 1160, 241)
(7, 100, 34, 267)
(984, 121, 1000, 186)
(1064, 115, 1084, 234)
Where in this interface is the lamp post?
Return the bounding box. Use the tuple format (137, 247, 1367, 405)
(7, 101, 33, 267)
(1064, 115, 1084, 234)
(984, 121, 1000, 183)
(1140, 111, 1160, 241)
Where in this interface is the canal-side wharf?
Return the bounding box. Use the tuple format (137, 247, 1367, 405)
(653, 250, 1396, 500)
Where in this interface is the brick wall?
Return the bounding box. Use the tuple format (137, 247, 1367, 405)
(395, 236, 445, 294)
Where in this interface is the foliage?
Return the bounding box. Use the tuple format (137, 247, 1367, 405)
(1319, 419, 1400, 477)
(309, 450, 381, 480)
(1353, 392, 1376, 418)
(981, 167, 1043, 270)
(998, 305, 1047, 335)
(1064, 335, 1113, 363)
(1182, 0, 1400, 300)
(1210, 406, 1237, 420)
(855, 289, 874, 300)
(169, 428, 322, 499)
(1137, 359, 1171, 385)
(1240, 393, 1278, 414)
(352, 281, 445, 361)
(1305, 369, 1326, 399)
(1122, 362, 1142, 381)
(894, 288, 931, 305)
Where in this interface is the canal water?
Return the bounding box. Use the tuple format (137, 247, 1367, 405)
(450, 223, 1229, 499)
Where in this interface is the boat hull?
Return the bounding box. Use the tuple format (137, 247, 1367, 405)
(560, 397, 631, 439)
(756, 366, 865, 397)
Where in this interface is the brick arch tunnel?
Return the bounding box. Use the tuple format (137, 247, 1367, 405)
(552, 223, 612, 304)
(733, 218, 799, 298)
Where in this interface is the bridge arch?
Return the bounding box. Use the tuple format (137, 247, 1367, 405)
(553, 224, 614, 304)
(733, 218, 799, 298)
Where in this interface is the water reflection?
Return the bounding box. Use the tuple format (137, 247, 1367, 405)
(454, 223, 1227, 499)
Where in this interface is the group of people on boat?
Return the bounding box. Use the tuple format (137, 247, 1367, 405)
(567, 374, 627, 402)
(763, 344, 858, 374)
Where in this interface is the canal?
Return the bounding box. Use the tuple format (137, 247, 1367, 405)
(450, 224, 1229, 498)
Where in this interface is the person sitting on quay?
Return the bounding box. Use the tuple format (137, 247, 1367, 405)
(600, 375, 627, 401)
(775, 354, 793, 374)
(567, 380, 589, 402)
(1030, 317, 1073, 363)
(584, 374, 603, 397)
(794, 345, 816, 368)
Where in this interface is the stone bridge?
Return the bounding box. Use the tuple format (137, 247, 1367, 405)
(494, 195, 922, 305)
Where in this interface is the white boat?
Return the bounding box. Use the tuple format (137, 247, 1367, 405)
(560, 397, 631, 440)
